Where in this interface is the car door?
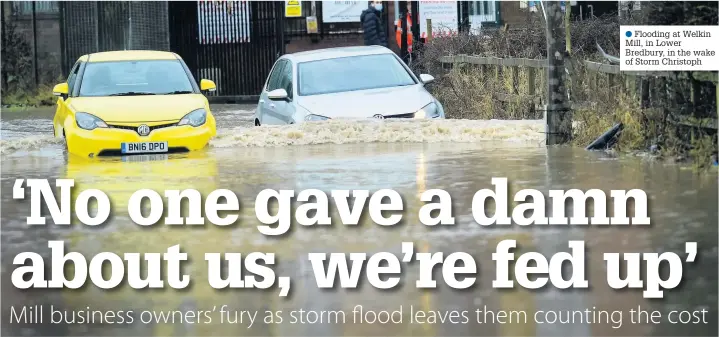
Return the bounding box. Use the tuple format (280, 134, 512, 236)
(274, 60, 296, 124)
(54, 60, 82, 137)
(259, 59, 286, 125)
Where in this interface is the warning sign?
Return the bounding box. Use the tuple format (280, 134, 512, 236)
(285, 0, 302, 17)
(306, 16, 318, 34)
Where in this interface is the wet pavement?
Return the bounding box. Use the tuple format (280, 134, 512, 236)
(1, 104, 717, 337)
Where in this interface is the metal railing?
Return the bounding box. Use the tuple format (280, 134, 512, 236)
(11, 1, 58, 15)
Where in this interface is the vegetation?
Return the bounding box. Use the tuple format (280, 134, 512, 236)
(1, 20, 59, 108)
(412, 3, 718, 168)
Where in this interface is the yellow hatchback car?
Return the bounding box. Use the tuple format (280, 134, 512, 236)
(52, 50, 217, 157)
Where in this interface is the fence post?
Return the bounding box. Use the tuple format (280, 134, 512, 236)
(1, 3, 5, 90)
(59, 2, 67, 75)
(94, 2, 99, 52)
(426, 18, 432, 41)
(31, 2, 39, 90)
(640, 78, 650, 108)
(528, 67, 536, 116)
(564, 1, 571, 54)
(399, 1, 408, 62)
(544, 1, 571, 145)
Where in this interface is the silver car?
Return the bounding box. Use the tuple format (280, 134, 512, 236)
(253, 46, 445, 126)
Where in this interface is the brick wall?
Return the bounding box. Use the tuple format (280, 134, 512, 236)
(285, 34, 365, 54)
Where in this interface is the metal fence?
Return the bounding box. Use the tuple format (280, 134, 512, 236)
(4, 1, 426, 100)
(11, 1, 59, 15)
(60, 1, 170, 75)
(169, 1, 285, 98)
(284, 1, 376, 39)
(1, 1, 64, 95)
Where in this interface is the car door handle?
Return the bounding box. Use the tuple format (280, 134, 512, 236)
(259, 99, 265, 104)
(269, 103, 276, 108)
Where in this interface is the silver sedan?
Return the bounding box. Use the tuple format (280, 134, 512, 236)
(253, 46, 445, 126)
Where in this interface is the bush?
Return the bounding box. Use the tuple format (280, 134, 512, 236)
(1, 20, 58, 107)
(411, 12, 717, 167)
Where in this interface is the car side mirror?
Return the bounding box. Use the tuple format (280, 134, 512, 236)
(200, 79, 217, 92)
(419, 74, 435, 85)
(53, 82, 69, 97)
(268, 88, 289, 101)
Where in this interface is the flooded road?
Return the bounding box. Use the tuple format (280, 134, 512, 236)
(1, 105, 717, 337)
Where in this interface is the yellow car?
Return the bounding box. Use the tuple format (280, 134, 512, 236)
(52, 50, 218, 158)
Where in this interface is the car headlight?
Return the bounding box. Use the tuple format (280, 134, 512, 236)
(75, 112, 108, 130)
(414, 102, 440, 119)
(178, 108, 207, 127)
(304, 114, 330, 122)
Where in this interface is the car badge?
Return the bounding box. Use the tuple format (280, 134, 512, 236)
(137, 124, 151, 136)
(373, 114, 384, 119)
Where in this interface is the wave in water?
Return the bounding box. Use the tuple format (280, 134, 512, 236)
(1, 119, 545, 156)
(212, 119, 545, 148)
(0, 135, 64, 156)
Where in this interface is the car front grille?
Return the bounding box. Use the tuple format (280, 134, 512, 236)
(107, 122, 177, 134)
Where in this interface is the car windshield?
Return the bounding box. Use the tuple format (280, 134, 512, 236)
(78, 60, 194, 96)
(297, 54, 416, 96)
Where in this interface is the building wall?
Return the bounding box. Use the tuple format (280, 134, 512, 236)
(285, 35, 364, 54)
(284, 1, 399, 54)
(500, 2, 537, 27)
(500, 1, 623, 28)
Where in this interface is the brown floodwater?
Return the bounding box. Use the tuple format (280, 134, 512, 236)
(1, 105, 717, 337)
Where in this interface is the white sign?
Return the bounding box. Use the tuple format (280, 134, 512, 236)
(620, 25, 719, 71)
(419, 1, 458, 38)
(121, 142, 168, 154)
(198, 1, 251, 44)
(322, 1, 365, 23)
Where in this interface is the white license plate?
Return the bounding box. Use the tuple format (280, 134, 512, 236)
(121, 141, 168, 154)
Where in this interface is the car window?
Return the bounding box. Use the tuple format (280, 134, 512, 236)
(78, 60, 194, 97)
(278, 61, 293, 99)
(67, 61, 82, 94)
(298, 54, 417, 96)
(266, 60, 286, 92)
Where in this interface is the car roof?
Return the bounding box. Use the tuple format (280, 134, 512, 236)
(284, 46, 395, 63)
(80, 50, 179, 63)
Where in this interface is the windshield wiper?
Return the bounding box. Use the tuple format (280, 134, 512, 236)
(108, 92, 157, 96)
(164, 90, 194, 95)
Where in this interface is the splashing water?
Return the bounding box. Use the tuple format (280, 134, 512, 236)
(1, 119, 545, 156)
(0, 135, 64, 156)
(213, 119, 545, 147)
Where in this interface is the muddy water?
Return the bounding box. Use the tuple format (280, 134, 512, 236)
(1, 105, 717, 337)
